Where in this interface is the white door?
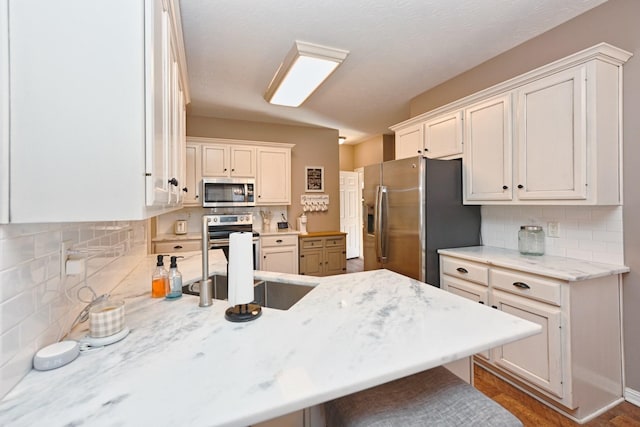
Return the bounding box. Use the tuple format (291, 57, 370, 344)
(340, 171, 360, 259)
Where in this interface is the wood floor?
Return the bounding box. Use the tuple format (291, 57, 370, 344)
(344, 259, 640, 426)
(474, 365, 640, 426)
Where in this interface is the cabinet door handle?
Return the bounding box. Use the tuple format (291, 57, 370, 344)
(276, 239, 283, 243)
(491, 305, 498, 309)
(417, 150, 422, 154)
(517, 184, 524, 189)
(512, 281, 531, 290)
(173, 245, 183, 249)
(182, 187, 188, 193)
(231, 168, 235, 172)
(456, 267, 468, 274)
(168, 178, 178, 186)
(479, 301, 485, 304)
(502, 185, 508, 190)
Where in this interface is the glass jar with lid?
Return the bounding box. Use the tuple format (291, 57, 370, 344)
(518, 225, 545, 255)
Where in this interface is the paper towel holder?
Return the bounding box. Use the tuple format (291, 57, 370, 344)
(225, 303, 262, 322)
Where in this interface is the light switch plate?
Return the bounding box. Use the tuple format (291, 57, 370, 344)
(548, 222, 559, 238)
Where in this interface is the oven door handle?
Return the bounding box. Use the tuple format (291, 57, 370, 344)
(208, 237, 260, 248)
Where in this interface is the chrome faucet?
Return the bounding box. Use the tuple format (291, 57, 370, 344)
(200, 215, 212, 307)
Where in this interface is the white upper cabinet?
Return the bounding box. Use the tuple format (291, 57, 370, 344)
(394, 124, 423, 160)
(423, 110, 463, 159)
(2, 0, 189, 223)
(256, 146, 292, 205)
(463, 95, 513, 202)
(392, 43, 631, 206)
(186, 137, 294, 206)
(515, 66, 587, 201)
(202, 144, 256, 178)
(183, 143, 201, 206)
(392, 111, 464, 161)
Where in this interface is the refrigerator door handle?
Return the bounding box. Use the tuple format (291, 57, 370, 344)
(375, 185, 388, 263)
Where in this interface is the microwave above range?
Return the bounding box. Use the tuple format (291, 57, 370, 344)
(202, 178, 255, 208)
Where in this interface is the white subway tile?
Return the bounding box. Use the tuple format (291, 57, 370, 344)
(34, 230, 62, 258)
(20, 307, 50, 345)
(593, 230, 623, 243)
(0, 327, 20, 366)
(0, 235, 35, 271)
(0, 291, 36, 332)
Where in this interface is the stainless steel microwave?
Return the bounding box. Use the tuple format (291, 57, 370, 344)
(202, 178, 255, 208)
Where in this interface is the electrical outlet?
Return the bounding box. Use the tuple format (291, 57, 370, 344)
(547, 222, 560, 238)
(60, 240, 73, 278)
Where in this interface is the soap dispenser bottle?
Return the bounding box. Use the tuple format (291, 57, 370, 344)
(166, 256, 184, 299)
(152, 255, 169, 298)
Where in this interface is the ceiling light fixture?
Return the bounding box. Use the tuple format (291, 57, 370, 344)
(264, 41, 349, 107)
(338, 136, 346, 144)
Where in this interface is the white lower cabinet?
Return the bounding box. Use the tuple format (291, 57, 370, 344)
(440, 253, 624, 422)
(260, 234, 299, 274)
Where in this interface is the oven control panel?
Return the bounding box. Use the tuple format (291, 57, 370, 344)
(206, 213, 253, 227)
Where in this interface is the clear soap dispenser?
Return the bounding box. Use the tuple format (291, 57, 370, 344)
(152, 255, 169, 298)
(166, 256, 184, 299)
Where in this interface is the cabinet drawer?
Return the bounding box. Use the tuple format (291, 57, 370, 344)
(154, 240, 201, 253)
(441, 257, 489, 286)
(325, 236, 345, 247)
(490, 268, 561, 306)
(261, 235, 298, 247)
(301, 238, 324, 249)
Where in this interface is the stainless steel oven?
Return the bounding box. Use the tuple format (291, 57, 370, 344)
(202, 178, 255, 208)
(204, 213, 260, 270)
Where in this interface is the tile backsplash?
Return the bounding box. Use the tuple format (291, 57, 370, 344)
(155, 206, 289, 236)
(481, 205, 624, 265)
(0, 220, 148, 399)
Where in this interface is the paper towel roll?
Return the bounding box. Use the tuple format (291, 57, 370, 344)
(228, 232, 254, 305)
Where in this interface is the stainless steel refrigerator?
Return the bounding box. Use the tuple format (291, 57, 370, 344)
(363, 156, 480, 286)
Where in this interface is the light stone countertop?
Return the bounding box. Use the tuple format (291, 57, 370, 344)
(438, 246, 629, 281)
(0, 250, 540, 427)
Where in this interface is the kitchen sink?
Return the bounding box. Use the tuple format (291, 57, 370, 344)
(182, 275, 314, 310)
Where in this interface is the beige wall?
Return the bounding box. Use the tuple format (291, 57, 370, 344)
(410, 0, 640, 392)
(339, 144, 355, 171)
(187, 116, 340, 233)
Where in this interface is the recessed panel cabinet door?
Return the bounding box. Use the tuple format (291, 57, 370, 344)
(516, 66, 587, 200)
(202, 145, 229, 177)
(463, 94, 513, 202)
(491, 289, 564, 399)
(257, 147, 290, 205)
(183, 144, 201, 205)
(395, 124, 423, 160)
(424, 110, 463, 158)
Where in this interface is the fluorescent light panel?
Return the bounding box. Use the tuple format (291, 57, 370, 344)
(265, 41, 349, 107)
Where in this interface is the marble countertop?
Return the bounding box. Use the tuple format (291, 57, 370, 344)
(0, 250, 540, 427)
(438, 246, 629, 281)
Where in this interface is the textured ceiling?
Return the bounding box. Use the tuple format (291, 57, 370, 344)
(179, 0, 606, 144)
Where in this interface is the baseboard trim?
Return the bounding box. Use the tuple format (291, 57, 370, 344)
(626, 387, 640, 407)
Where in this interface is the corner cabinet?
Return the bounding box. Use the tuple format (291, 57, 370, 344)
(439, 251, 625, 422)
(299, 232, 347, 276)
(1, 0, 189, 223)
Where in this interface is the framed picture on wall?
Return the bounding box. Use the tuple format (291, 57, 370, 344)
(305, 166, 324, 192)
